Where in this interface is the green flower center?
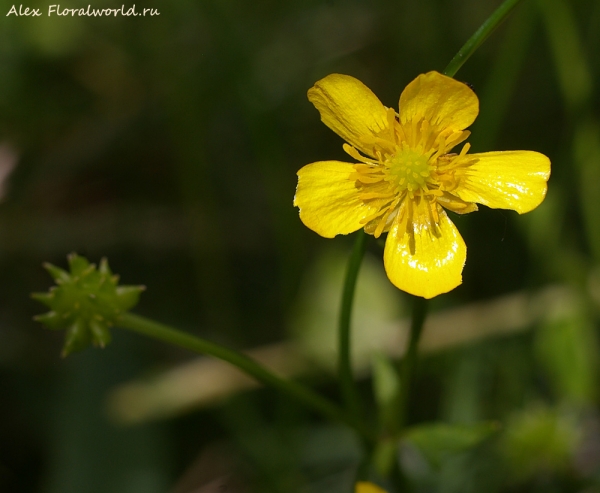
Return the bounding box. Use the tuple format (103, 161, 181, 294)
(387, 147, 432, 192)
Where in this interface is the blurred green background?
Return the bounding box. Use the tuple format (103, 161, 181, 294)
(1, 0, 600, 491)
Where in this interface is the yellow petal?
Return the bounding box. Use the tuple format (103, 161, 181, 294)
(294, 161, 379, 238)
(384, 200, 466, 299)
(399, 71, 479, 131)
(455, 151, 551, 214)
(308, 74, 390, 157)
(355, 482, 388, 493)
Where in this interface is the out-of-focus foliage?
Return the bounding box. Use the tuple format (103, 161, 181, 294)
(500, 405, 582, 481)
(290, 249, 403, 373)
(1, 0, 600, 491)
(404, 421, 499, 469)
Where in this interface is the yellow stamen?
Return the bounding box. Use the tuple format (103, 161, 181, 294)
(344, 144, 379, 165)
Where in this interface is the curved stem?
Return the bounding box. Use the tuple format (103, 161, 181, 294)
(339, 230, 369, 421)
(444, 0, 524, 78)
(117, 312, 374, 441)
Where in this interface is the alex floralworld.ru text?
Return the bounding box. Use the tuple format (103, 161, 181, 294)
(6, 4, 159, 16)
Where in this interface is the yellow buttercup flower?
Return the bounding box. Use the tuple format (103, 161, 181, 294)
(355, 482, 387, 493)
(294, 71, 550, 298)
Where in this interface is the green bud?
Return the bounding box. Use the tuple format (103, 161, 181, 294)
(32, 254, 145, 356)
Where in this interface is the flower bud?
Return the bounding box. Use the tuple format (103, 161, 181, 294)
(32, 253, 145, 356)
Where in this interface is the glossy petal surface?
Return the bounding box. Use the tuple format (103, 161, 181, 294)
(308, 74, 389, 157)
(384, 201, 466, 299)
(294, 161, 379, 238)
(456, 151, 551, 214)
(399, 71, 479, 131)
(296, 71, 550, 298)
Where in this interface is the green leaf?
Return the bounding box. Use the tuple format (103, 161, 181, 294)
(404, 421, 500, 467)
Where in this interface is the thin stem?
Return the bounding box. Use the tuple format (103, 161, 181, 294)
(389, 458, 410, 493)
(444, 0, 524, 78)
(117, 312, 374, 441)
(339, 230, 369, 421)
(383, 296, 429, 441)
(398, 296, 428, 429)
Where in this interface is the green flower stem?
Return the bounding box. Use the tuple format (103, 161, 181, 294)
(384, 296, 429, 443)
(398, 296, 428, 429)
(444, 0, 524, 78)
(339, 230, 369, 421)
(117, 312, 374, 441)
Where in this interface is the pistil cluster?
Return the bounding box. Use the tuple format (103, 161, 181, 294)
(345, 112, 477, 241)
